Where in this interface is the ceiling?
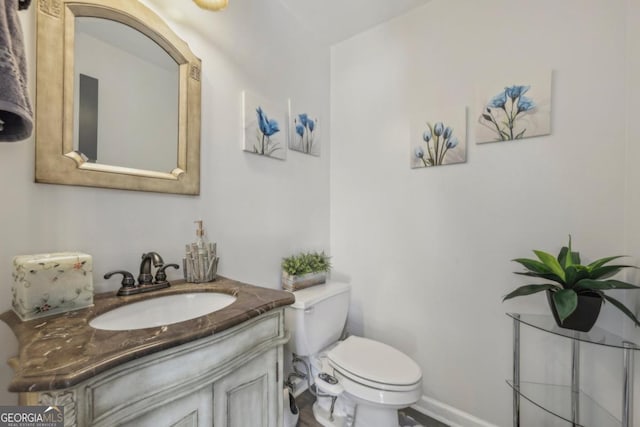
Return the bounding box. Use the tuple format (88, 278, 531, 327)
(275, 0, 431, 45)
(145, 0, 430, 47)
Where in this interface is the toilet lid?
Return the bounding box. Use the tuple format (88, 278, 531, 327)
(327, 336, 422, 386)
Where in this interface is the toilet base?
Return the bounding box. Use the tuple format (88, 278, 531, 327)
(352, 402, 400, 427)
(312, 401, 347, 427)
(312, 396, 401, 427)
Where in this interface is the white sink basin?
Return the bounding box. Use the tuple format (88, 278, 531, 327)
(89, 292, 236, 331)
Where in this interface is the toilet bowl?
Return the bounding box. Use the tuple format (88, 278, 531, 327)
(284, 282, 423, 427)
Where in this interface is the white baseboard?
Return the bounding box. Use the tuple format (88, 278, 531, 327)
(411, 395, 497, 427)
(290, 382, 496, 427)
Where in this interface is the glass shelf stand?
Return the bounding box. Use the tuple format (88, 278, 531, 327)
(507, 313, 638, 427)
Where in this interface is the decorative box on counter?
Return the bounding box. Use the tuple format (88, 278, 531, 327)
(11, 252, 94, 321)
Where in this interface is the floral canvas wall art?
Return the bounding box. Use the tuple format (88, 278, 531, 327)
(411, 109, 467, 169)
(242, 91, 287, 160)
(475, 71, 551, 143)
(289, 104, 320, 156)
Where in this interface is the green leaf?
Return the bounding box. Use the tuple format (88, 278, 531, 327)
(602, 295, 640, 327)
(558, 236, 580, 268)
(514, 271, 565, 285)
(503, 284, 561, 301)
(574, 279, 640, 291)
(534, 250, 566, 281)
(552, 289, 578, 322)
(571, 251, 581, 265)
(281, 251, 331, 275)
(512, 258, 553, 274)
(587, 255, 627, 270)
(557, 246, 570, 269)
(589, 265, 635, 280)
(558, 234, 573, 268)
(564, 265, 578, 287)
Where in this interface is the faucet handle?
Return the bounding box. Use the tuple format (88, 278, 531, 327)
(155, 263, 180, 283)
(104, 270, 136, 288)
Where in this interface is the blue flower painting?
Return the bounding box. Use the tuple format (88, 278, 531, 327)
(290, 110, 320, 156)
(476, 72, 552, 144)
(255, 106, 281, 155)
(411, 111, 466, 169)
(242, 91, 287, 160)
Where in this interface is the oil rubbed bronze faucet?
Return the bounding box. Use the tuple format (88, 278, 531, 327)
(138, 252, 164, 285)
(104, 252, 179, 296)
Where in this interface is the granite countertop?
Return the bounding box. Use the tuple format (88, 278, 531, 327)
(0, 277, 295, 392)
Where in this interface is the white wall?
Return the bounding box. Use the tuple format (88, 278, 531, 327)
(0, 0, 330, 405)
(330, 0, 637, 425)
(625, 0, 640, 421)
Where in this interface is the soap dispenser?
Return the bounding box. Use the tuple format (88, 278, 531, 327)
(183, 220, 219, 283)
(195, 220, 206, 252)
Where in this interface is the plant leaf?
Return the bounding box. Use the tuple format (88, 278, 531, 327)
(571, 251, 581, 265)
(533, 250, 566, 282)
(512, 258, 553, 274)
(552, 289, 578, 322)
(558, 236, 580, 268)
(564, 265, 578, 287)
(503, 284, 561, 301)
(571, 252, 580, 265)
(557, 246, 570, 269)
(602, 294, 640, 327)
(574, 279, 640, 291)
(587, 255, 627, 270)
(572, 266, 591, 285)
(589, 265, 636, 280)
(514, 271, 565, 284)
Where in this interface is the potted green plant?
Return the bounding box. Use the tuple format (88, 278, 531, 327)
(281, 251, 331, 291)
(503, 237, 640, 332)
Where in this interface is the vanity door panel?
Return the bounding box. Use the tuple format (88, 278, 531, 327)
(213, 347, 280, 427)
(119, 386, 212, 427)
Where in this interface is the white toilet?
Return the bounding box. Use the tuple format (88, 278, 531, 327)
(285, 281, 422, 427)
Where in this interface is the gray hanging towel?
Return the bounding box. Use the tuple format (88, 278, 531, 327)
(0, 0, 33, 142)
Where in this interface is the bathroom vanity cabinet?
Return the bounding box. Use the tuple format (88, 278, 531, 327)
(2, 279, 294, 427)
(507, 313, 638, 427)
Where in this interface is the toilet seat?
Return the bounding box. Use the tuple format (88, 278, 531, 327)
(327, 336, 422, 392)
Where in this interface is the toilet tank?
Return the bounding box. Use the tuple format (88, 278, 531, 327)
(285, 281, 350, 356)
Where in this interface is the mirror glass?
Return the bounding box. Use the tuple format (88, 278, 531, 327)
(35, 0, 201, 195)
(73, 17, 179, 172)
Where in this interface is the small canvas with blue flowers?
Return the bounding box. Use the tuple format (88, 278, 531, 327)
(289, 104, 320, 157)
(410, 108, 467, 169)
(475, 71, 552, 144)
(242, 90, 287, 160)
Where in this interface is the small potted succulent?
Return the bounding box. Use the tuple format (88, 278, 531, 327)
(503, 237, 640, 332)
(281, 251, 331, 291)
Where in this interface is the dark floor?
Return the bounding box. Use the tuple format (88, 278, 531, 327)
(294, 390, 448, 427)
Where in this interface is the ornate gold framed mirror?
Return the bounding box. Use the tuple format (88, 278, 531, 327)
(35, 0, 201, 195)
